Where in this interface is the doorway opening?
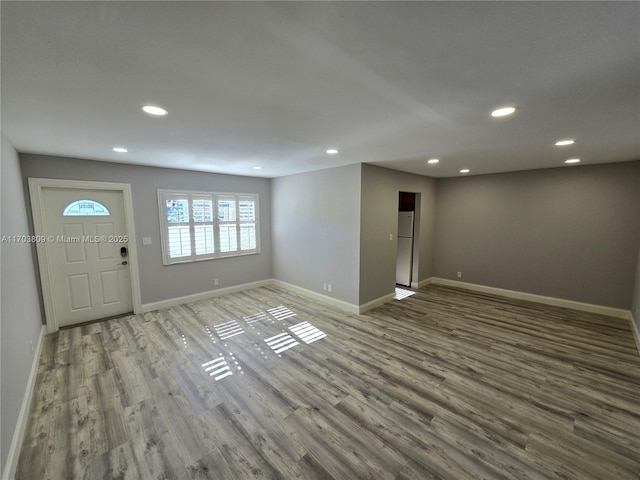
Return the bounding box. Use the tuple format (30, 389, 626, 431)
(396, 191, 420, 288)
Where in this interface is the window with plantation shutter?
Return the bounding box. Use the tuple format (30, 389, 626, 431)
(158, 190, 260, 265)
(193, 195, 215, 256)
(238, 196, 257, 251)
(165, 195, 191, 259)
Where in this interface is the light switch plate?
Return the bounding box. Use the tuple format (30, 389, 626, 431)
(142, 237, 152, 246)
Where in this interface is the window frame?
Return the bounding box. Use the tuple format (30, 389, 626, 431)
(158, 189, 260, 265)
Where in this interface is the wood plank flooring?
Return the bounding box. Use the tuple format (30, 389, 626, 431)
(16, 284, 640, 479)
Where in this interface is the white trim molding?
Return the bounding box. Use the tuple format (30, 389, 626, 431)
(269, 281, 396, 315)
(138, 276, 633, 327)
(630, 312, 640, 355)
(28, 178, 142, 333)
(270, 280, 361, 315)
(2, 326, 46, 480)
(358, 292, 396, 314)
(141, 279, 272, 312)
(414, 277, 435, 289)
(141, 278, 394, 317)
(430, 278, 631, 320)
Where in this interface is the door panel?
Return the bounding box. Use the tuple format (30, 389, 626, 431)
(96, 223, 116, 259)
(68, 274, 91, 310)
(100, 270, 121, 304)
(42, 188, 133, 327)
(62, 224, 87, 262)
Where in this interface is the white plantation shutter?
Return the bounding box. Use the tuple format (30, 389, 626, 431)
(168, 226, 191, 258)
(194, 225, 214, 255)
(217, 196, 238, 253)
(193, 195, 215, 255)
(238, 196, 257, 251)
(159, 190, 259, 265)
(164, 194, 191, 259)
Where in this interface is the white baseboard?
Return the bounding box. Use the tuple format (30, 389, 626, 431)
(142, 278, 398, 317)
(142, 278, 363, 316)
(358, 292, 396, 314)
(2, 325, 46, 480)
(140, 276, 632, 329)
(630, 312, 640, 355)
(272, 280, 394, 315)
(270, 280, 361, 314)
(141, 279, 272, 313)
(271, 281, 398, 315)
(414, 277, 435, 289)
(430, 278, 631, 320)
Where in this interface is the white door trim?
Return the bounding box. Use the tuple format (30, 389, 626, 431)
(28, 178, 142, 332)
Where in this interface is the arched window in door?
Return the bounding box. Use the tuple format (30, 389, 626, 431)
(62, 199, 110, 216)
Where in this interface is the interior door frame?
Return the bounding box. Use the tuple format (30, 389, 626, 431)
(28, 177, 142, 333)
(398, 190, 422, 289)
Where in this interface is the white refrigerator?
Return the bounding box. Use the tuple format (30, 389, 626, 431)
(396, 212, 414, 286)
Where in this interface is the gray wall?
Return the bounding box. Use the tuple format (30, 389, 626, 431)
(20, 154, 272, 305)
(271, 164, 361, 306)
(1, 134, 44, 475)
(433, 161, 640, 310)
(360, 164, 437, 305)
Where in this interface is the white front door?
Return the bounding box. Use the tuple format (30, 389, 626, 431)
(41, 188, 133, 327)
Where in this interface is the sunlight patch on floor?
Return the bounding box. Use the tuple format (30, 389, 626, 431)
(395, 287, 416, 300)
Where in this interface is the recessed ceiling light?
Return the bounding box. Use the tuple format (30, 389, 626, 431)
(326, 148, 339, 155)
(555, 139, 575, 146)
(460, 169, 470, 173)
(427, 158, 440, 164)
(490, 106, 517, 117)
(141, 105, 168, 116)
(112, 147, 128, 153)
(253, 166, 262, 170)
(564, 158, 580, 164)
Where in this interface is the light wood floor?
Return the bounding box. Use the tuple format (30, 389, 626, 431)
(16, 284, 640, 479)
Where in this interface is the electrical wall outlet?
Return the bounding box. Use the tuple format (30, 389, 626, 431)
(328, 284, 332, 293)
(456, 272, 462, 278)
(214, 278, 219, 286)
(323, 283, 327, 291)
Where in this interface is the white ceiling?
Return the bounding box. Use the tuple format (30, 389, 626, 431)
(2, 2, 639, 178)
